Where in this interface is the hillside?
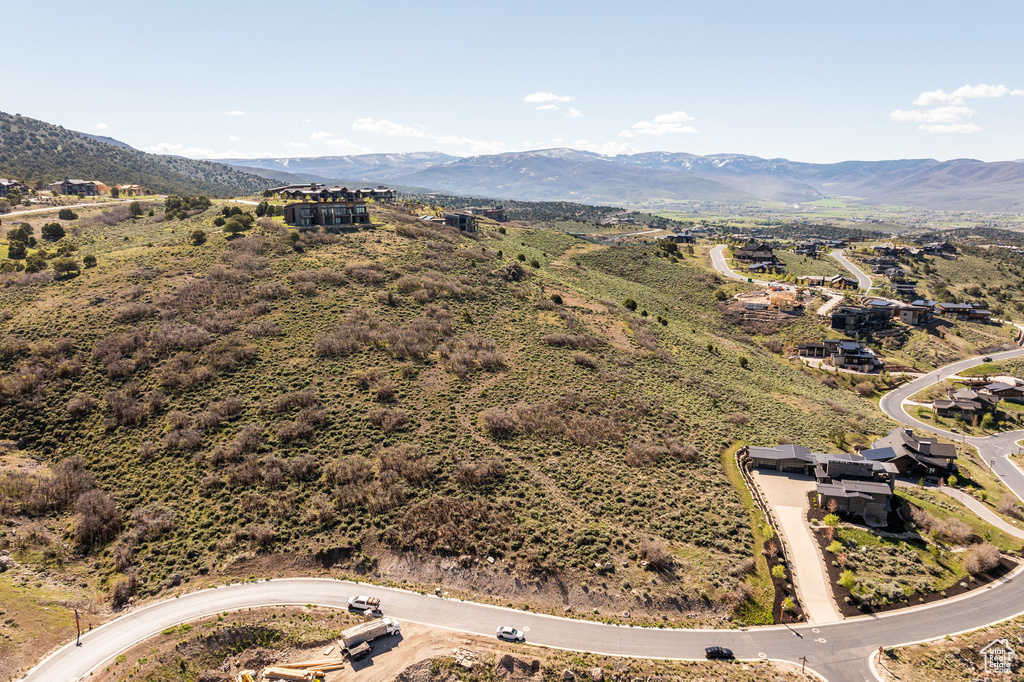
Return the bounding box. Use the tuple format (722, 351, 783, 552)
(224, 148, 1024, 210)
(0, 111, 268, 196)
(0, 201, 891, 641)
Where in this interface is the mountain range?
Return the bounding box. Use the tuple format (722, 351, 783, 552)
(222, 148, 1024, 212)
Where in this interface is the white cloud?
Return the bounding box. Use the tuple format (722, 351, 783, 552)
(914, 83, 1024, 106)
(536, 104, 560, 111)
(309, 131, 334, 140)
(324, 138, 372, 154)
(352, 117, 426, 137)
(571, 139, 637, 156)
(284, 142, 310, 148)
(227, 135, 240, 142)
(893, 83, 1023, 134)
(96, 122, 108, 129)
(524, 91, 573, 103)
(223, 110, 245, 116)
(620, 110, 697, 136)
(889, 105, 975, 124)
(565, 107, 583, 118)
(142, 142, 216, 157)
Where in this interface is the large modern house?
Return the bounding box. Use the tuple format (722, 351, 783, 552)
(797, 339, 883, 371)
(744, 445, 896, 522)
(48, 178, 101, 196)
(274, 182, 394, 229)
(862, 428, 958, 478)
(283, 201, 369, 229)
(270, 184, 396, 203)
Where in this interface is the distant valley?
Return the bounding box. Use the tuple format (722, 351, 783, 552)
(222, 148, 1024, 212)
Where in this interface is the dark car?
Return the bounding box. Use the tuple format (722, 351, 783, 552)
(704, 646, 734, 660)
(983, 356, 993, 362)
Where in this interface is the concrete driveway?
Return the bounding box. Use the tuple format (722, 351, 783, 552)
(751, 470, 843, 624)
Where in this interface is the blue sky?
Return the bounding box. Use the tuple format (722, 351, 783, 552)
(4, 0, 1024, 163)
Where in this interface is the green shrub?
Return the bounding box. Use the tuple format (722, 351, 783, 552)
(550, 294, 563, 305)
(623, 298, 637, 311)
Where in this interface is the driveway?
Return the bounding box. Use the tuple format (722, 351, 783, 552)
(751, 470, 843, 624)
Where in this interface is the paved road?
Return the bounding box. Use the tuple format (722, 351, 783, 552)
(22, 570, 1024, 682)
(828, 250, 872, 291)
(878, 346, 1024, 504)
(709, 244, 758, 283)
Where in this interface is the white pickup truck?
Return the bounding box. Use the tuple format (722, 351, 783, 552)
(346, 595, 381, 612)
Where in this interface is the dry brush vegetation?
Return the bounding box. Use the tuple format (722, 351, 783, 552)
(0, 200, 890, 627)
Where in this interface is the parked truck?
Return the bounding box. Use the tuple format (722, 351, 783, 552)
(340, 618, 401, 650)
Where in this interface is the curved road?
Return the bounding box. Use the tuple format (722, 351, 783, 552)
(828, 249, 872, 291)
(22, 572, 1024, 682)
(879, 346, 1024, 503)
(709, 244, 765, 284)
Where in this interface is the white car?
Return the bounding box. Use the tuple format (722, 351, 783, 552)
(496, 626, 525, 642)
(347, 595, 381, 612)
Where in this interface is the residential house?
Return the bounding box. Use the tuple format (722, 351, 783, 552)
(797, 339, 883, 371)
(362, 186, 397, 203)
(443, 211, 477, 232)
(935, 302, 992, 322)
(932, 388, 999, 421)
(466, 206, 507, 222)
(115, 184, 144, 196)
(980, 379, 1024, 401)
(828, 340, 883, 371)
(48, 179, 100, 196)
(747, 261, 785, 273)
(746, 444, 813, 473)
(828, 274, 859, 290)
(797, 275, 826, 287)
(272, 183, 395, 204)
(600, 211, 635, 226)
(0, 178, 26, 195)
(793, 240, 818, 256)
(864, 428, 958, 477)
(733, 242, 776, 262)
(283, 201, 369, 229)
(830, 306, 873, 333)
(419, 215, 447, 227)
(897, 305, 929, 326)
(745, 445, 895, 521)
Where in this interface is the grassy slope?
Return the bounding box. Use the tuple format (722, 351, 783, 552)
(773, 250, 846, 278)
(0, 203, 893, 628)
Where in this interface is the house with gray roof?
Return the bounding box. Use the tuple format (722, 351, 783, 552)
(865, 428, 957, 477)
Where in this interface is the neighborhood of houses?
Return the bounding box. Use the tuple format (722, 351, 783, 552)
(1, 177, 148, 203)
(743, 427, 959, 524)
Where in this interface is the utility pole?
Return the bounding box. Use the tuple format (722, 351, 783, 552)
(74, 609, 81, 647)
